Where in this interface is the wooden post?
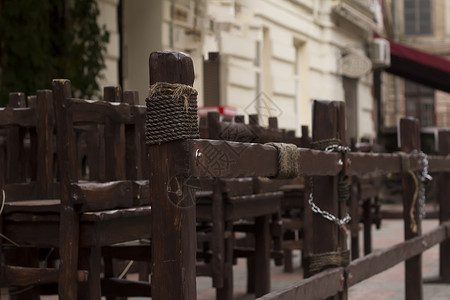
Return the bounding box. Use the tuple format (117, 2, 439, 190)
(438, 130, 450, 282)
(399, 117, 422, 300)
(104, 86, 126, 180)
(52, 79, 80, 300)
(305, 100, 347, 299)
(6, 93, 26, 183)
(36, 90, 55, 198)
(148, 51, 197, 299)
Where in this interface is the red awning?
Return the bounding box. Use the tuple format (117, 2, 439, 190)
(386, 39, 450, 93)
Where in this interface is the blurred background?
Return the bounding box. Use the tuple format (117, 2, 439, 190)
(1, 0, 450, 150)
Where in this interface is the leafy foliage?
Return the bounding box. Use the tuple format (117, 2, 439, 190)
(0, 0, 109, 105)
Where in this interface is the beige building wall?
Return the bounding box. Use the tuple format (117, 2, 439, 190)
(97, 0, 120, 90)
(98, 0, 377, 139)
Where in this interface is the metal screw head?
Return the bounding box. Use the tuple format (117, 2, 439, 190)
(195, 149, 203, 163)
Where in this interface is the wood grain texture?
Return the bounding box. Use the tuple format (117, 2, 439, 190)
(148, 51, 197, 299)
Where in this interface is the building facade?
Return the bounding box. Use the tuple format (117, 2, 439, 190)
(98, 0, 382, 140)
(382, 0, 450, 130)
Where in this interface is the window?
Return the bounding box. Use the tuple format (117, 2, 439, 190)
(404, 0, 432, 35)
(405, 80, 435, 127)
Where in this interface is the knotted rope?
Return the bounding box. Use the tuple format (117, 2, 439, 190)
(145, 82, 199, 145)
(265, 142, 299, 179)
(399, 152, 419, 233)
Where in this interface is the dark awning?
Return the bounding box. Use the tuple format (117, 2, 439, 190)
(385, 39, 450, 93)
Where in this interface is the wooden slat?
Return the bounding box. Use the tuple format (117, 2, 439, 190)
(0, 107, 37, 127)
(70, 181, 134, 211)
(347, 222, 450, 286)
(255, 267, 344, 300)
(68, 98, 133, 124)
(1, 266, 88, 286)
(428, 155, 450, 173)
(189, 140, 342, 178)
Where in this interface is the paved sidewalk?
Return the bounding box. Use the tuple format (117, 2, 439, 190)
(3, 220, 449, 299)
(198, 219, 450, 299)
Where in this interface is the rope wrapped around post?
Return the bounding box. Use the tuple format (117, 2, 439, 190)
(305, 138, 351, 275)
(307, 250, 350, 275)
(145, 82, 199, 145)
(309, 138, 351, 226)
(398, 152, 420, 234)
(265, 142, 299, 179)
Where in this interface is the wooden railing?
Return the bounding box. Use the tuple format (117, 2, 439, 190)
(147, 52, 450, 300)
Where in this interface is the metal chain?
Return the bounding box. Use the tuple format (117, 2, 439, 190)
(307, 144, 351, 227)
(416, 151, 432, 219)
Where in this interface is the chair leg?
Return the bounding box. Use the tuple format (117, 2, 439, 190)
(246, 256, 255, 294)
(78, 247, 101, 300)
(284, 249, 293, 272)
(59, 207, 80, 300)
(255, 215, 270, 297)
(217, 222, 234, 300)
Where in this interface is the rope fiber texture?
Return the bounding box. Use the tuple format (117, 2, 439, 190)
(145, 82, 199, 145)
(399, 152, 419, 233)
(265, 142, 299, 179)
(308, 250, 350, 275)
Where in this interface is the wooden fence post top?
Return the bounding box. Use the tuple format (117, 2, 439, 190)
(399, 117, 421, 153)
(149, 51, 194, 86)
(438, 130, 450, 155)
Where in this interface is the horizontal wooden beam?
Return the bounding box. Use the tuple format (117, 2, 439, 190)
(189, 140, 450, 178)
(346, 221, 450, 286)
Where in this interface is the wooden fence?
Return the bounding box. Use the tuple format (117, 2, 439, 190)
(147, 51, 450, 299)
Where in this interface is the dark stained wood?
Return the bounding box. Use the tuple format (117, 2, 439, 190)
(149, 51, 194, 86)
(211, 180, 225, 289)
(6, 93, 27, 183)
(78, 247, 102, 299)
(148, 51, 197, 299)
(1, 266, 88, 286)
(101, 278, 151, 297)
(350, 180, 360, 260)
(36, 90, 54, 198)
(255, 215, 271, 297)
(438, 130, 450, 282)
(52, 79, 80, 300)
(70, 181, 134, 211)
(255, 267, 344, 300)
(399, 117, 422, 300)
(189, 140, 342, 178)
(304, 100, 343, 283)
(0, 107, 37, 127)
(104, 86, 126, 181)
(347, 222, 450, 286)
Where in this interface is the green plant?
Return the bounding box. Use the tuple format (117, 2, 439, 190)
(0, 0, 109, 105)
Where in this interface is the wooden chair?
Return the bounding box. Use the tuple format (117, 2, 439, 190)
(0, 82, 152, 299)
(196, 111, 290, 298)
